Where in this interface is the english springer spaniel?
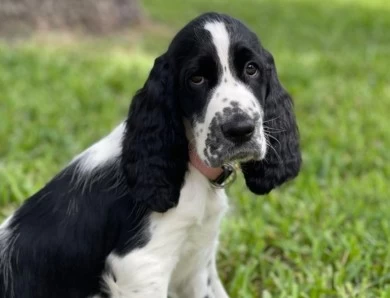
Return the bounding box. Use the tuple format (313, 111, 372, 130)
(0, 12, 301, 298)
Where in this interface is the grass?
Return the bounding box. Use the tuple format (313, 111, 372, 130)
(1, 0, 390, 296)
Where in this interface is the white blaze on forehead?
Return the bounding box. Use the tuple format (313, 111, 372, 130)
(204, 21, 231, 74)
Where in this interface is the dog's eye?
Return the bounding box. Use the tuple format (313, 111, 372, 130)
(190, 76, 205, 85)
(245, 62, 258, 77)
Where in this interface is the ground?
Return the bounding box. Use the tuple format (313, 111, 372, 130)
(0, 0, 389, 297)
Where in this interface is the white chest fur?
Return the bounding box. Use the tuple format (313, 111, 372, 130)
(104, 165, 230, 298)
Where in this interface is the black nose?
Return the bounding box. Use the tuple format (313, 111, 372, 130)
(221, 114, 255, 143)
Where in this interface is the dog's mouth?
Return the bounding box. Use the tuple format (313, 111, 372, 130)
(204, 141, 265, 168)
(223, 147, 262, 163)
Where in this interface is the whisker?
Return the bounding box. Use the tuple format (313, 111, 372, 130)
(263, 116, 281, 124)
(265, 139, 282, 163)
(264, 132, 281, 148)
(263, 125, 286, 133)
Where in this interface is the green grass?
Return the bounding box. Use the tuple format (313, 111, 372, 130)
(1, 0, 390, 296)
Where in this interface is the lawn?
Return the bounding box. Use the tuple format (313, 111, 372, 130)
(1, 0, 390, 297)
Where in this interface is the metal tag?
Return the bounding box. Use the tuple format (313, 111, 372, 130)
(210, 163, 237, 188)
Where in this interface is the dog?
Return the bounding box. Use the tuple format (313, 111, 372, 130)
(0, 12, 301, 298)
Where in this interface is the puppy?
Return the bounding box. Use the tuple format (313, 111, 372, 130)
(0, 12, 301, 298)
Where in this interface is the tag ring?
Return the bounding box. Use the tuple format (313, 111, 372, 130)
(210, 163, 237, 188)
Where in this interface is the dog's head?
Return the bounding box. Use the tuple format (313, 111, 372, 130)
(122, 13, 301, 212)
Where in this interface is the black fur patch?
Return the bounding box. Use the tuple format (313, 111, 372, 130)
(1, 162, 150, 298)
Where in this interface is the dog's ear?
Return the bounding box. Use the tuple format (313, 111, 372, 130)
(122, 54, 188, 212)
(241, 49, 301, 194)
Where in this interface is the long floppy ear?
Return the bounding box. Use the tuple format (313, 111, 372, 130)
(241, 49, 301, 194)
(121, 54, 188, 212)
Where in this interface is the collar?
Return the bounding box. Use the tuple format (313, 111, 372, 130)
(189, 148, 237, 188)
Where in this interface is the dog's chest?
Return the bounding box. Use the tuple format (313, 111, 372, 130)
(104, 166, 228, 296)
(167, 166, 229, 287)
(179, 169, 228, 252)
(148, 165, 228, 253)
(148, 165, 228, 274)
(165, 165, 227, 239)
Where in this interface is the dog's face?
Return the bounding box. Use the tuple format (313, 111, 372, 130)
(124, 13, 301, 212)
(168, 17, 268, 167)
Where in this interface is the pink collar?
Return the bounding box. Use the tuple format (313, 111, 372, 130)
(189, 148, 237, 188)
(189, 149, 223, 180)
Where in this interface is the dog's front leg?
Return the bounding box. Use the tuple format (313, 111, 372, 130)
(102, 251, 176, 298)
(103, 213, 193, 298)
(169, 255, 229, 298)
(207, 257, 230, 298)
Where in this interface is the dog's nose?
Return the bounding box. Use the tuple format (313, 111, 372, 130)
(221, 114, 255, 143)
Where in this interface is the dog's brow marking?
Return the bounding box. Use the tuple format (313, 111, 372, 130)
(204, 22, 231, 78)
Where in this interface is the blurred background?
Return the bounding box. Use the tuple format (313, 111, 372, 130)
(0, 0, 389, 296)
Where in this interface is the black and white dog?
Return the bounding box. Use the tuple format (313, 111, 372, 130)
(0, 12, 301, 298)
